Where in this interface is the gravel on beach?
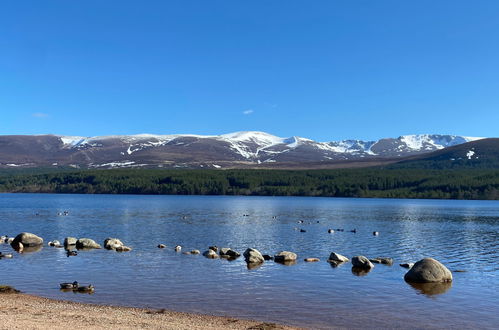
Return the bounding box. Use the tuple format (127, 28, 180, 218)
(0, 292, 299, 330)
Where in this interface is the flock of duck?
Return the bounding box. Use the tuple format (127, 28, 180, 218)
(59, 281, 94, 293)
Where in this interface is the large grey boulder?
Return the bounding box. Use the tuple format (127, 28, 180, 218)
(11, 232, 43, 248)
(351, 256, 375, 269)
(243, 248, 264, 264)
(404, 258, 453, 283)
(274, 251, 297, 263)
(64, 237, 77, 247)
(104, 238, 124, 250)
(328, 252, 349, 263)
(76, 238, 101, 249)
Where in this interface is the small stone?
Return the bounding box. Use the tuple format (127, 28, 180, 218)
(328, 252, 349, 263)
(157, 244, 166, 249)
(219, 248, 240, 258)
(351, 256, 374, 269)
(328, 229, 334, 233)
(115, 246, 132, 252)
(304, 258, 320, 262)
(274, 251, 297, 263)
(64, 237, 77, 247)
(400, 263, 414, 269)
(369, 257, 393, 266)
(202, 249, 219, 259)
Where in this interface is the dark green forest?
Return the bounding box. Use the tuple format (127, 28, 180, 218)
(0, 167, 498, 200)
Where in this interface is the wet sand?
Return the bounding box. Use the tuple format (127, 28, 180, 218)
(0, 292, 300, 330)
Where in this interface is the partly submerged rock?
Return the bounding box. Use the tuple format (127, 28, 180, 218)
(351, 256, 374, 269)
(64, 237, 77, 247)
(76, 238, 101, 249)
(219, 248, 240, 258)
(328, 252, 349, 263)
(243, 248, 264, 264)
(202, 249, 219, 259)
(11, 232, 43, 248)
(404, 258, 452, 283)
(104, 238, 124, 250)
(274, 251, 297, 263)
(115, 245, 132, 252)
(370, 257, 393, 266)
(400, 263, 414, 269)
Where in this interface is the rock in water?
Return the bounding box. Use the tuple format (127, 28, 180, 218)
(202, 249, 219, 259)
(115, 246, 132, 252)
(219, 248, 240, 258)
(328, 252, 349, 263)
(404, 258, 453, 283)
(76, 238, 101, 249)
(400, 263, 414, 269)
(274, 251, 297, 263)
(369, 257, 393, 266)
(243, 248, 264, 264)
(351, 256, 375, 269)
(104, 238, 124, 250)
(11, 232, 43, 248)
(64, 237, 77, 247)
(304, 258, 320, 262)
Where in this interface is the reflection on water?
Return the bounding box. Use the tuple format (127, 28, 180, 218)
(351, 266, 372, 276)
(0, 194, 498, 329)
(407, 281, 453, 296)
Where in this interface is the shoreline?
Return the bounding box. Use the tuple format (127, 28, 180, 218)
(0, 292, 300, 330)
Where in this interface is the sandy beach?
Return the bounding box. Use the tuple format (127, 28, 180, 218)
(0, 290, 299, 330)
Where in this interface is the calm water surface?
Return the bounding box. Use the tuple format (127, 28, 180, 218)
(0, 194, 498, 329)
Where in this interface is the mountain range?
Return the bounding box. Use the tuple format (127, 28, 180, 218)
(0, 132, 486, 169)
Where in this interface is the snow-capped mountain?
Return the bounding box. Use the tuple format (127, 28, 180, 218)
(0, 132, 483, 169)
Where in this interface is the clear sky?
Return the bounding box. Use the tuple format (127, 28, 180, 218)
(1, 1, 498, 141)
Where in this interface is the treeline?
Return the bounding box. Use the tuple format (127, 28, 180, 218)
(0, 168, 498, 200)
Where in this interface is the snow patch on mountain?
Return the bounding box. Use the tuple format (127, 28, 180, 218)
(55, 131, 484, 165)
(399, 134, 480, 151)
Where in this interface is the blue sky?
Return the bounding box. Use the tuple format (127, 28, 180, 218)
(1, 1, 498, 141)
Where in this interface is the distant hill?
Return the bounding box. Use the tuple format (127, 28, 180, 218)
(390, 138, 499, 169)
(0, 131, 483, 169)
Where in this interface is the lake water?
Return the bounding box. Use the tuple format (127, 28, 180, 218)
(0, 194, 498, 329)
